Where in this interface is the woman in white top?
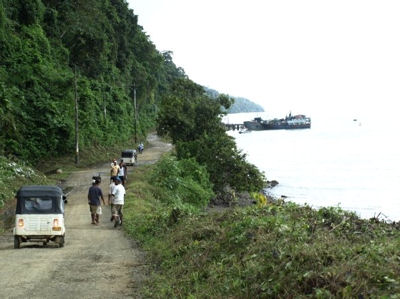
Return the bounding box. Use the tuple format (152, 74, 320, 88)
(118, 160, 127, 185)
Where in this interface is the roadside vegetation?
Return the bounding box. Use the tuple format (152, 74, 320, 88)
(125, 160, 400, 298)
(156, 78, 266, 195)
(0, 156, 47, 208)
(0, 156, 48, 232)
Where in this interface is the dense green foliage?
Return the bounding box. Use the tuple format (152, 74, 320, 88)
(157, 78, 266, 193)
(0, 0, 184, 162)
(150, 155, 214, 211)
(205, 87, 265, 113)
(124, 164, 400, 298)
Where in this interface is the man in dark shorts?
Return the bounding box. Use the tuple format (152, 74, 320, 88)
(88, 178, 106, 225)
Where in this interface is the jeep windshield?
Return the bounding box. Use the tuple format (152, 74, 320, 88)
(24, 197, 54, 213)
(121, 151, 135, 158)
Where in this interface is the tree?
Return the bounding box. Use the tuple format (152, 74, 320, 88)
(0, 0, 174, 162)
(157, 78, 266, 193)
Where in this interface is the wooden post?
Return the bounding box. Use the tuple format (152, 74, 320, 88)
(134, 83, 137, 144)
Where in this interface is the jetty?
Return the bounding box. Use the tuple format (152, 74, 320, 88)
(224, 123, 245, 131)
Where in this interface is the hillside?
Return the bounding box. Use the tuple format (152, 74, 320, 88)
(0, 0, 184, 162)
(228, 96, 265, 113)
(204, 87, 264, 113)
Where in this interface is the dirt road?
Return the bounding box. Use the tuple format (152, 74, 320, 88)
(0, 134, 172, 299)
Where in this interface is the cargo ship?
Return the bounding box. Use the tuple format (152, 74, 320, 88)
(243, 113, 311, 130)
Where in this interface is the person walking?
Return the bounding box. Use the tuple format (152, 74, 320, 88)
(111, 177, 126, 227)
(110, 160, 120, 182)
(88, 178, 106, 225)
(110, 158, 117, 167)
(138, 142, 144, 153)
(118, 159, 127, 186)
(108, 177, 116, 222)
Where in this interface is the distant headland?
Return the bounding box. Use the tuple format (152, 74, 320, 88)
(204, 87, 264, 114)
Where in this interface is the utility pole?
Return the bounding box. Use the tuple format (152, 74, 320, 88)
(74, 65, 79, 165)
(134, 83, 137, 144)
(102, 78, 107, 119)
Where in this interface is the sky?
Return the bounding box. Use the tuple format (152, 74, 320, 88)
(127, 0, 400, 118)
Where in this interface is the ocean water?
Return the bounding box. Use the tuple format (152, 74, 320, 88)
(224, 112, 400, 221)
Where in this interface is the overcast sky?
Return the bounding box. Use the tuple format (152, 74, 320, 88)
(127, 0, 400, 118)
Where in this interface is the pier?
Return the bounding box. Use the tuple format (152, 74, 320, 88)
(224, 123, 245, 131)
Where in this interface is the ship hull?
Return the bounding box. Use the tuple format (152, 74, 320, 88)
(264, 124, 311, 130)
(243, 121, 265, 130)
(243, 114, 311, 131)
(247, 124, 311, 130)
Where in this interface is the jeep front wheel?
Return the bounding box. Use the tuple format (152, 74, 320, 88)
(14, 236, 21, 249)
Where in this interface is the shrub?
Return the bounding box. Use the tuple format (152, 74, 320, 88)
(0, 155, 47, 208)
(150, 155, 214, 210)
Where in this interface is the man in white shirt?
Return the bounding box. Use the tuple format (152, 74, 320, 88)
(108, 177, 116, 221)
(111, 177, 126, 227)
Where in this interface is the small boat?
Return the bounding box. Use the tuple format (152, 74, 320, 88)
(238, 129, 250, 134)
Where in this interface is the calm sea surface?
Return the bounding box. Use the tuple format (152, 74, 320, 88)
(224, 112, 400, 221)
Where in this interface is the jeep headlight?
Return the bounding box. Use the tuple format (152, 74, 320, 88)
(18, 219, 24, 228)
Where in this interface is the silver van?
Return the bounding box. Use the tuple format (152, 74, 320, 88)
(121, 149, 137, 166)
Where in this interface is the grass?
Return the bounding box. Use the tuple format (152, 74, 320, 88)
(124, 163, 400, 298)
